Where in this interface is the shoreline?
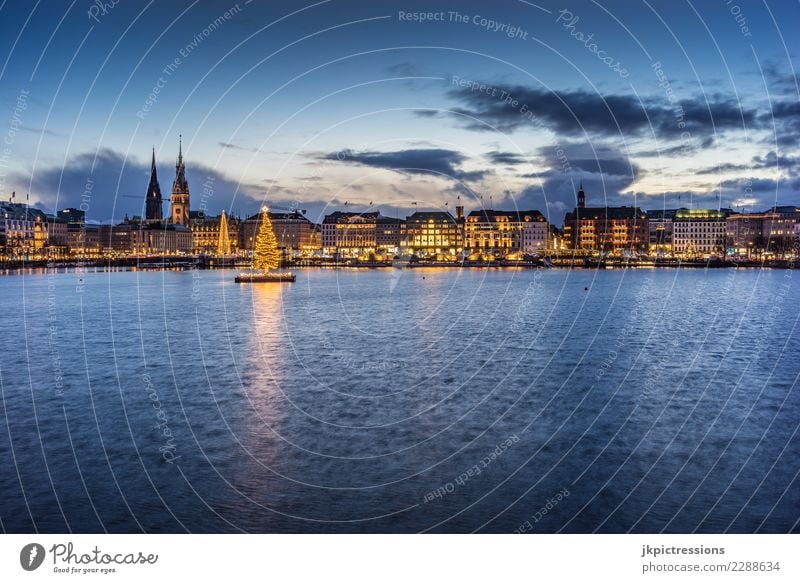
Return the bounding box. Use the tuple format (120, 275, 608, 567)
(0, 256, 795, 275)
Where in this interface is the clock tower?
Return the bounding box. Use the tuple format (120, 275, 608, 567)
(170, 135, 190, 226)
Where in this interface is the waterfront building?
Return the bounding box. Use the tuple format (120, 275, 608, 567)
(190, 210, 239, 255)
(57, 208, 101, 256)
(240, 210, 319, 255)
(321, 211, 379, 257)
(57, 207, 86, 225)
(1, 200, 67, 258)
(562, 186, 648, 253)
(464, 209, 546, 257)
(726, 207, 799, 257)
(101, 218, 192, 256)
(727, 212, 765, 257)
(762, 206, 799, 256)
(673, 209, 727, 257)
(522, 213, 549, 254)
(376, 216, 404, 255)
(548, 224, 564, 251)
(403, 211, 460, 257)
(646, 209, 680, 254)
(67, 224, 101, 256)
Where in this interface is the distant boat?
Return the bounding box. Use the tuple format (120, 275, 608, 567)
(235, 271, 295, 283)
(392, 254, 414, 268)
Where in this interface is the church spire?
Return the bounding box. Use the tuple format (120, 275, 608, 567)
(145, 147, 163, 222)
(577, 181, 586, 209)
(172, 134, 189, 195)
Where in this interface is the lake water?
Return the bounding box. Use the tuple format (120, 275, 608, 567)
(0, 266, 798, 533)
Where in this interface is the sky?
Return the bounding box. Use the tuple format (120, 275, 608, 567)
(0, 0, 798, 225)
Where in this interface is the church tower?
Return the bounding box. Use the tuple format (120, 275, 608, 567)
(577, 181, 586, 209)
(170, 135, 190, 226)
(145, 148, 163, 222)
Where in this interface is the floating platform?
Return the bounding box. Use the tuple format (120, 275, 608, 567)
(235, 271, 296, 283)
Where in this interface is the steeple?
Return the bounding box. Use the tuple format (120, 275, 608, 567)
(145, 147, 163, 222)
(577, 181, 585, 209)
(170, 135, 191, 226)
(172, 134, 189, 195)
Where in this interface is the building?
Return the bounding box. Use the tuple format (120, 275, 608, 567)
(101, 219, 192, 255)
(672, 209, 727, 257)
(321, 211, 379, 257)
(240, 210, 319, 255)
(376, 216, 404, 254)
(67, 224, 101, 256)
(726, 207, 799, 257)
(58, 207, 85, 225)
(562, 186, 648, 253)
(762, 206, 799, 256)
(170, 137, 190, 226)
(646, 209, 680, 254)
(727, 212, 765, 257)
(190, 210, 239, 254)
(464, 209, 546, 257)
(1, 200, 68, 258)
(403, 211, 460, 257)
(522, 213, 549, 254)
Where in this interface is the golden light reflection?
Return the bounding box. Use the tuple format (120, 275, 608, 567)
(249, 283, 286, 373)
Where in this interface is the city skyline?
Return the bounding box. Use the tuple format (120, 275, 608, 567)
(1, 0, 799, 226)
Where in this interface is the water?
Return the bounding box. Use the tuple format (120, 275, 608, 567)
(0, 266, 798, 533)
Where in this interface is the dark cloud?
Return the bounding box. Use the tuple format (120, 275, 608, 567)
(570, 158, 638, 178)
(321, 148, 490, 182)
(718, 177, 781, 193)
(414, 109, 439, 118)
(761, 61, 800, 96)
(219, 141, 258, 152)
(694, 162, 753, 175)
(20, 125, 65, 138)
(12, 148, 264, 222)
(694, 151, 800, 177)
(765, 100, 800, 147)
(435, 82, 759, 141)
(484, 150, 528, 165)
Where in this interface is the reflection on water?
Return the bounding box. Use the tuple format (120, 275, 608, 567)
(0, 267, 798, 533)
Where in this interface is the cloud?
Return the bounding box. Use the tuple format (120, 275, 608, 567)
(718, 177, 781, 193)
(219, 141, 258, 152)
(694, 151, 800, 177)
(20, 125, 65, 138)
(484, 150, 528, 165)
(434, 82, 759, 141)
(320, 148, 491, 182)
(385, 62, 422, 77)
(10, 147, 264, 221)
(636, 136, 715, 158)
(765, 100, 800, 147)
(694, 162, 753, 175)
(495, 143, 642, 224)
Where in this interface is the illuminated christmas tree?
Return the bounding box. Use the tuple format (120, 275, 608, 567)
(217, 210, 231, 256)
(252, 207, 280, 271)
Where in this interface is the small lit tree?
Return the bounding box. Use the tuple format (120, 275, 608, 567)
(252, 207, 280, 271)
(217, 210, 231, 256)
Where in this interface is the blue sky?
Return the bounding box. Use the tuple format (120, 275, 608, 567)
(0, 0, 798, 224)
